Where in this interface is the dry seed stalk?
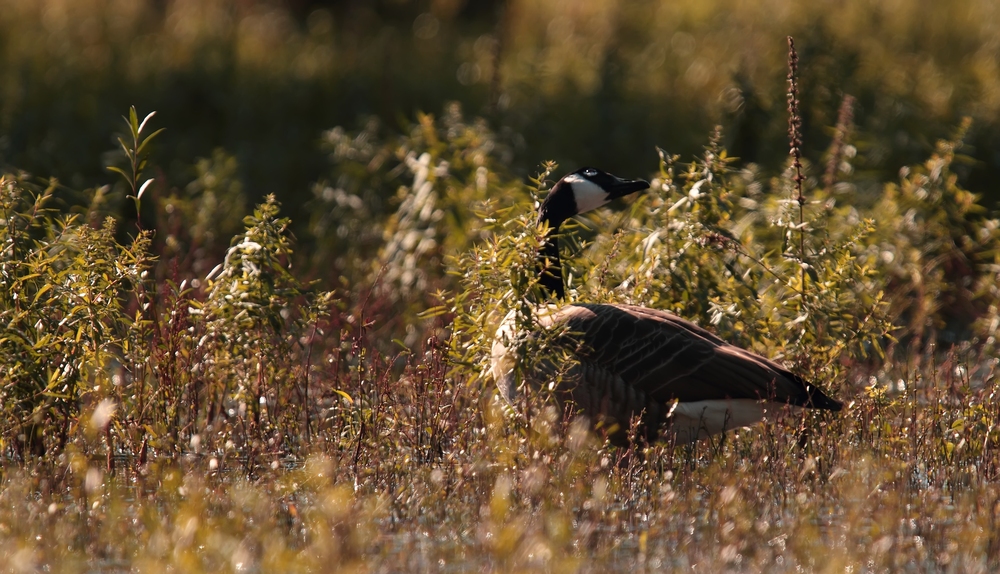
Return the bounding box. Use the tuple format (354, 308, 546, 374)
(787, 36, 806, 295)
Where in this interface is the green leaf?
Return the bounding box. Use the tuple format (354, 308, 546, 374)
(136, 128, 166, 156)
(418, 305, 448, 319)
(32, 334, 51, 350)
(118, 137, 132, 157)
(128, 106, 139, 133)
(333, 389, 354, 404)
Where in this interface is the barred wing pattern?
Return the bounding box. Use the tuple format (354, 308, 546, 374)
(532, 303, 842, 444)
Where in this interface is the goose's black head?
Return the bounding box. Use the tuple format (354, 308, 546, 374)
(538, 167, 650, 227)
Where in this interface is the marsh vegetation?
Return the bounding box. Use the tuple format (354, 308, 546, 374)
(3, 1, 1000, 571)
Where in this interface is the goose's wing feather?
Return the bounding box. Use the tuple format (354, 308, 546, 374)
(548, 303, 837, 408)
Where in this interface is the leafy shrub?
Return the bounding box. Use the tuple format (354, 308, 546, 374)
(868, 122, 1000, 348)
(187, 196, 334, 456)
(0, 175, 333, 465)
(309, 103, 521, 346)
(0, 176, 151, 458)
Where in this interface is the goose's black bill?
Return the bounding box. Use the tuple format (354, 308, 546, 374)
(598, 173, 650, 200)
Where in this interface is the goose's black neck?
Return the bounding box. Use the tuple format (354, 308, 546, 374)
(536, 179, 575, 301)
(538, 229, 565, 300)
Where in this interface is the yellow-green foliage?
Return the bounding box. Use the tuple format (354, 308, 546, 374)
(310, 105, 525, 346)
(0, 176, 152, 458)
(189, 196, 335, 455)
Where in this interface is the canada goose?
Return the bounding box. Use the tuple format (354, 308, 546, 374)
(490, 167, 843, 445)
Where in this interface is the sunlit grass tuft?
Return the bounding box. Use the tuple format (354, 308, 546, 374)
(1, 352, 998, 571)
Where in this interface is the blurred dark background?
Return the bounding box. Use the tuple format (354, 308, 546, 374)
(2, 0, 998, 225)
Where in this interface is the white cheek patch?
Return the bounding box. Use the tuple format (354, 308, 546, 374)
(564, 174, 609, 214)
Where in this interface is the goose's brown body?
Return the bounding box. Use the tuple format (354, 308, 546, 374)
(493, 303, 842, 445)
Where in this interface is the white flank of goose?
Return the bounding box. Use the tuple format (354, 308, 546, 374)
(490, 167, 842, 445)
